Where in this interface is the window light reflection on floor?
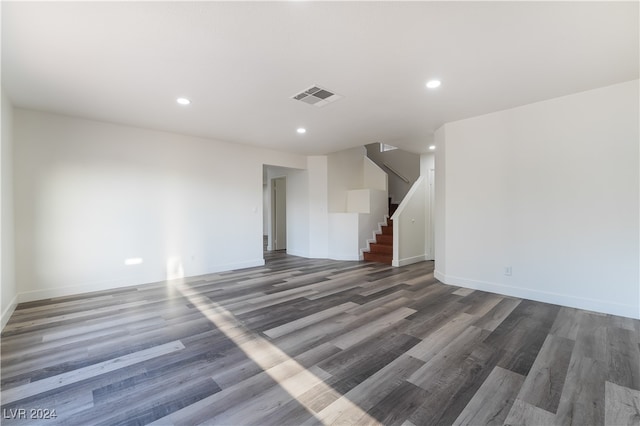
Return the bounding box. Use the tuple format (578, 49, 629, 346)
(164, 280, 382, 425)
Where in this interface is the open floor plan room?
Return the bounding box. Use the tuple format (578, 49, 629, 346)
(1, 2, 639, 425)
(2, 254, 639, 425)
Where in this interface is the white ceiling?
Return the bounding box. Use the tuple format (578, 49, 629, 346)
(2, 1, 638, 155)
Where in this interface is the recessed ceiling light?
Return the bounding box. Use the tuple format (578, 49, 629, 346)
(428, 145, 436, 150)
(176, 97, 191, 105)
(426, 80, 441, 89)
(297, 128, 307, 134)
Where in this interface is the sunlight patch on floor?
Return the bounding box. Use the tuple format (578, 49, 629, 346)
(166, 280, 382, 425)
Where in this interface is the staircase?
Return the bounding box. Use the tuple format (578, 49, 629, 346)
(389, 199, 399, 217)
(363, 197, 397, 265)
(363, 218, 393, 265)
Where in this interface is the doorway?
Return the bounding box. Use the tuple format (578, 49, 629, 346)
(271, 176, 287, 251)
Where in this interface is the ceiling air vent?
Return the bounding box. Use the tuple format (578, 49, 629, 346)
(291, 85, 342, 107)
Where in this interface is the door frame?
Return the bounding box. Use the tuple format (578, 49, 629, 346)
(271, 176, 287, 251)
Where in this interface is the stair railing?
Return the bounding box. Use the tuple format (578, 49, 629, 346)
(383, 162, 410, 183)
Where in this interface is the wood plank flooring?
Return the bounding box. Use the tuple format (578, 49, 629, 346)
(1, 252, 639, 425)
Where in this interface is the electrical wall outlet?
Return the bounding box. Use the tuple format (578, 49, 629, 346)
(504, 266, 512, 276)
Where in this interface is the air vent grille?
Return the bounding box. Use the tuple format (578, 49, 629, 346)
(291, 85, 342, 107)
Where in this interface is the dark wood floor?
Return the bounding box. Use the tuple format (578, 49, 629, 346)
(1, 252, 639, 425)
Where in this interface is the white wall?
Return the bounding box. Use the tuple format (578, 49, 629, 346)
(392, 177, 426, 266)
(307, 156, 329, 258)
(328, 213, 359, 260)
(434, 128, 447, 271)
(420, 154, 435, 260)
(327, 147, 364, 212)
(285, 169, 309, 257)
(1, 90, 16, 329)
(364, 157, 388, 192)
(14, 109, 306, 302)
(435, 80, 640, 318)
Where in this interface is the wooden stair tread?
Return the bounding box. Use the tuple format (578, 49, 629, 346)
(376, 234, 392, 245)
(363, 252, 392, 265)
(364, 218, 394, 265)
(369, 243, 392, 255)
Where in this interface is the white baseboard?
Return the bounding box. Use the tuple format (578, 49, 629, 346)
(17, 278, 138, 304)
(285, 249, 309, 258)
(16, 259, 266, 304)
(329, 254, 361, 261)
(1, 294, 18, 331)
(435, 270, 640, 319)
(392, 254, 427, 267)
(205, 259, 265, 273)
(308, 250, 329, 259)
